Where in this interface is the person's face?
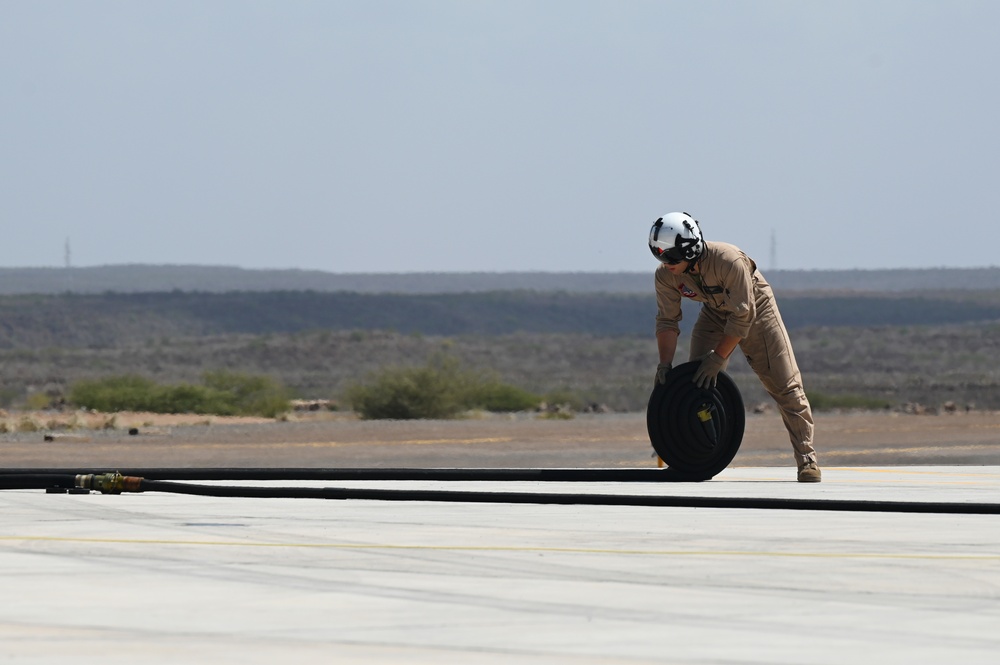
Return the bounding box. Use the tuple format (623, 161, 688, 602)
(663, 258, 690, 275)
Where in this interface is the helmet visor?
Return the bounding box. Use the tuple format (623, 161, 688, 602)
(650, 244, 686, 264)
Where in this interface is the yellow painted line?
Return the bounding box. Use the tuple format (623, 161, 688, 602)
(313, 437, 651, 446)
(840, 423, 1000, 434)
(370, 437, 514, 446)
(832, 467, 1000, 477)
(2, 536, 998, 561)
(725, 466, 999, 476)
(167, 437, 518, 450)
(823, 444, 1000, 457)
(724, 467, 1000, 484)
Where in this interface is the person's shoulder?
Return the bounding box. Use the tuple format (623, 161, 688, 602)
(702, 241, 755, 276)
(702, 241, 746, 267)
(704, 240, 744, 257)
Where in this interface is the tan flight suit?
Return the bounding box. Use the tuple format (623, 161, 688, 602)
(654, 241, 817, 466)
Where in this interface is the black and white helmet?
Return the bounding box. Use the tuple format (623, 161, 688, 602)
(648, 212, 704, 264)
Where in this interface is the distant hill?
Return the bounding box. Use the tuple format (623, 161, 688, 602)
(2, 290, 999, 349)
(1, 264, 999, 295)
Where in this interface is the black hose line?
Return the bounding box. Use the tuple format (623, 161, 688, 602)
(2, 472, 998, 514)
(0, 474, 78, 490)
(647, 361, 745, 481)
(116, 479, 1000, 514)
(1, 469, 672, 483)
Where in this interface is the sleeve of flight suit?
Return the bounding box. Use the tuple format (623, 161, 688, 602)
(654, 265, 683, 336)
(717, 251, 757, 339)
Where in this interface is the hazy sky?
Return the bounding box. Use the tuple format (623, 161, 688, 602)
(3, 0, 998, 273)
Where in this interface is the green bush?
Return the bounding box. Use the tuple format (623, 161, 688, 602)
(468, 382, 541, 412)
(347, 356, 540, 419)
(346, 357, 467, 420)
(202, 370, 291, 418)
(68, 372, 290, 417)
(154, 384, 231, 416)
(69, 375, 158, 412)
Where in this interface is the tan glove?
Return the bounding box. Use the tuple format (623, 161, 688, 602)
(693, 351, 727, 389)
(654, 363, 672, 386)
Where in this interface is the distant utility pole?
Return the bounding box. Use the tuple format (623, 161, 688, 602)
(769, 229, 777, 272)
(65, 237, 74, 292)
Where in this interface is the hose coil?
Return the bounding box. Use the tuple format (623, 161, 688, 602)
(646, 360, 745, 481)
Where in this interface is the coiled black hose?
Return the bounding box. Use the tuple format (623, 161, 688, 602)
(646, 360, 745, 481)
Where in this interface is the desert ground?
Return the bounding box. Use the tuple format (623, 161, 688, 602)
(3, 408, 1000, 472)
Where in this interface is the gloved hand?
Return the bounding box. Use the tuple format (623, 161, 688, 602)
(654, 363, 672, 386)
(693, 350, 727, 389)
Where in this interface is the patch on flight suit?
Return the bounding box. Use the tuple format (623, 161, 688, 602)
(679, 284, 698, 298)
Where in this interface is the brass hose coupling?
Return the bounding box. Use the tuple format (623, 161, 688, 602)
(74, 472, 144, 494)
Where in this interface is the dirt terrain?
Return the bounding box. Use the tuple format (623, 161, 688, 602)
(3, 409, 999, 472)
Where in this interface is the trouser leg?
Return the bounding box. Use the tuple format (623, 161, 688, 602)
(741, 306, 817, 465)
(690, 305, 816, 465)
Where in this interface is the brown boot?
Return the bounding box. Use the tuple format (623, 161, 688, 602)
(797, 461, 822, 483)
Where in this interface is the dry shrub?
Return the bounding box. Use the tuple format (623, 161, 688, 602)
(17, 416, 42, 432)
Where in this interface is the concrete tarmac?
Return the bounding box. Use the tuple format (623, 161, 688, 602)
(2, 465, 999, 664)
